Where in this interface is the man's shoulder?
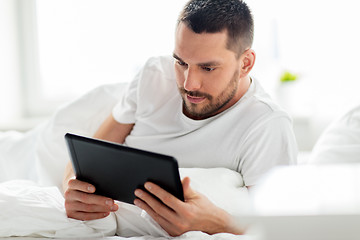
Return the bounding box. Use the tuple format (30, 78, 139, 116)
(239, 79, 292, 123)
(143, 55, 175, 76)
(136, 55, 178, 103)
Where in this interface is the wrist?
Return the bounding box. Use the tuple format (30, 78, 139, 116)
(222, 213, 246, 235)
(212, 209, 245, 235)
(206, 208, 245, 235)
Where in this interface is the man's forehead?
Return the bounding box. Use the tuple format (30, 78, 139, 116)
(174, 23, 234, 64)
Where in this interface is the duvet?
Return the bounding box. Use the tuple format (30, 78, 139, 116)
(0, 83, 253, 240)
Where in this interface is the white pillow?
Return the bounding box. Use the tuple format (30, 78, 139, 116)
(309, 104, 360, 164)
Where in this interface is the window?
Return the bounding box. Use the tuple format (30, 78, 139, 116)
(24, 0, 189, 116)
(3, 0, 360, 137)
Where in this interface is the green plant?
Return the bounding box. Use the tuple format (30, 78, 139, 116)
(280, 71, 298, 83)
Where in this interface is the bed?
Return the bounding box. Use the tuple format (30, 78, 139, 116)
(0, 83, 254, 240)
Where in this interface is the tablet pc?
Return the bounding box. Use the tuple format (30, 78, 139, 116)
(64, 133, 184, 204)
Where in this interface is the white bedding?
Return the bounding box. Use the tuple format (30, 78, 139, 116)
(0, 83, 253, 240)
(0, 168, 250, 239)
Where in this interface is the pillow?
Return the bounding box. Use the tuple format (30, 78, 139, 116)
(309, 104, 360, 164)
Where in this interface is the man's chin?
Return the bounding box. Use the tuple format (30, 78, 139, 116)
(183, 105, 212, 120)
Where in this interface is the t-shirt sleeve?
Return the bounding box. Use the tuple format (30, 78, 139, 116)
(239, 115, 298, 186)
(112, 70, 140, 124)
(112, 56, 174, 124)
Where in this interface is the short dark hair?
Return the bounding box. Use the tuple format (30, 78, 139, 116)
(177, 0, 254, 57)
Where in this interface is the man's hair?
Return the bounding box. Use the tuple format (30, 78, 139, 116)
(177, 0, 254, 58)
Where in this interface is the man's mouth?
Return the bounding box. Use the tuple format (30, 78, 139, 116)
(186, 94, 206, 104)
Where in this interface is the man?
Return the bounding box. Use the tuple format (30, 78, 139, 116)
(63, 0, 297, 236)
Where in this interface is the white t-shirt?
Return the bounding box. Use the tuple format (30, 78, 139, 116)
(113, 56, 297, 186)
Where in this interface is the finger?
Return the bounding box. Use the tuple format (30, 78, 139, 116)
(134, 188, 178, 223)
(181, 177, 197, 200)
(65, 189, 117, 209)
(67, 209, 111, 221)
(134, 198, 181, 236)
(133, 198, 164, 221)
(67, 200, 118, 214)
(68, 178, 96, 193)
(143, 182, 184, 210)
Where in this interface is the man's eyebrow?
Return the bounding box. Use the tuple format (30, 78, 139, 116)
(198, 61, 221, 67)
(172, 53, 221, 66)
(173, 53, 183, 62)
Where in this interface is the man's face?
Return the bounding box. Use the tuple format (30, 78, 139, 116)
(173, 23, 243, 120)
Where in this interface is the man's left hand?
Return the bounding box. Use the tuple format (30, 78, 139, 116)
(133, 177, 241, 236)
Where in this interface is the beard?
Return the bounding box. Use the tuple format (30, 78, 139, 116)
(178, 69, 239, 120)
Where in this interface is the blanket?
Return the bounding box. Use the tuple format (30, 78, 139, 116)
(0, 168, 250, 239)
(1, 83, 125, 187)
(0, 83, 252, 239)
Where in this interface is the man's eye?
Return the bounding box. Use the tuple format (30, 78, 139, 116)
(202, 67, 215, 72)
(177, 60, 187, 67)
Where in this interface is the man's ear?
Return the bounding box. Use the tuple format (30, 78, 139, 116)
(239, 49, 256, 78)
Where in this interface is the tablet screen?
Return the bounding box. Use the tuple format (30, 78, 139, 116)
(65, 133, 184, 204)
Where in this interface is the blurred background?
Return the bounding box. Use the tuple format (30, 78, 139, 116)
(1, 0, 360, 154)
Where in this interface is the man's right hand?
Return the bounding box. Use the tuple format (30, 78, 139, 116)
(63, 114, 133, 220)
(64, 178, 118, 220)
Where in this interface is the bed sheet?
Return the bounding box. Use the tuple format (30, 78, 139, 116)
(0, 83, 254, 239)
(0, 168, 251, 239)
(0, 235, 257, 240)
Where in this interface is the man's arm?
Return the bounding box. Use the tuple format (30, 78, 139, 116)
(92, 114, 135, 142)
(63, 114, 134, 220)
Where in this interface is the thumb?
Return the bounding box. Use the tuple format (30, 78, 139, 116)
(182, 177, 197, 200)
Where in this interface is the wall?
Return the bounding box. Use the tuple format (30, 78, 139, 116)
(0, 0, 22, 128)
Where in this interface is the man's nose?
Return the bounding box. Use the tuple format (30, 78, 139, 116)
(184, 67, 202, 91)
